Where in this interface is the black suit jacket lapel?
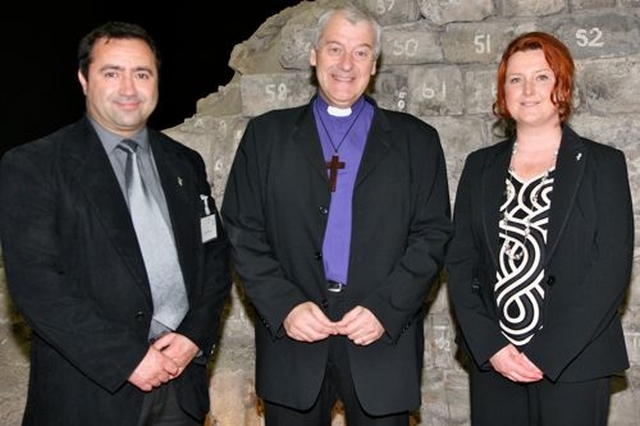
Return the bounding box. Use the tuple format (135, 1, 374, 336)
(69, 120, 151, 297)
(481, 140, 513, 270)
(293, 100, 331, 188)
(355, 107, 391, 189)
(149, 134, 198, 293)
(545, 126, 586, 263)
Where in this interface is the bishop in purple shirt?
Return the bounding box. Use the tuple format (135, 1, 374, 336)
(222, 4, 452, 425)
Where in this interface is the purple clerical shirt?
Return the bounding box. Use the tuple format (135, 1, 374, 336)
(313, 96, 374, 285)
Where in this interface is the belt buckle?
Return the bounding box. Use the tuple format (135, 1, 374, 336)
(327, 280, 345, 293)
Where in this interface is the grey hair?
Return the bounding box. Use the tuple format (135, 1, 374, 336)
(312, 4, 382, 59)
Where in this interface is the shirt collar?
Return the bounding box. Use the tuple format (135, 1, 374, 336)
(87, 115, 149, 154)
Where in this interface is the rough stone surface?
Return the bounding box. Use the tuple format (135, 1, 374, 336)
(1, 0, 639, 424)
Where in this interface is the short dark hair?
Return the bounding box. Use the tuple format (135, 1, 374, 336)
(77, 21, 161, 80)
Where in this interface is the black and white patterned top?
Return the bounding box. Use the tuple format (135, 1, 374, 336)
(495, 169, 554, 347)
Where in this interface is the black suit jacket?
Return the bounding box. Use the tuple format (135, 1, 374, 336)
(446, 125, 633, 382)
(221, 96, 452, 415)
(0, 117, 232, 425)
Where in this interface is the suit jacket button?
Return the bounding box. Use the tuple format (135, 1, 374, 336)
(546, 276, 556, 286)
(135, 311, 146, 320)
(318, 206, 329, 215)
(471, 278, 480, 292)
(321, 300, 329, 309)
(315, 252, 323, 260)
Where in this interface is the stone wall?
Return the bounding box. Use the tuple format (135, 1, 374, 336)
(1, 0, 639, 425)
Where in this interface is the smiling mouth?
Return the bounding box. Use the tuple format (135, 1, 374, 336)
(331, 73, 354, 82)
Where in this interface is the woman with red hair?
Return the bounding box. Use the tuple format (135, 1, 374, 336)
(446, 32, 634, 425)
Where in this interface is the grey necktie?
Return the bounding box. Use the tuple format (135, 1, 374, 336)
(119, 139, 188, 337)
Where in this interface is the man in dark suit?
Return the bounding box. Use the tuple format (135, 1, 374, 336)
(0, 22, 232, 425)
(221, 4, 451, 425)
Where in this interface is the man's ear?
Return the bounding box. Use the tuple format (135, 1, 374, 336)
(309, 48, 317, 67)
(77, 69, 88, 95)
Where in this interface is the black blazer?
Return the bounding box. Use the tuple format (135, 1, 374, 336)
(0, 117, 232, 425)
(446, 125, 633, 382)
(222, 96, 452, 415)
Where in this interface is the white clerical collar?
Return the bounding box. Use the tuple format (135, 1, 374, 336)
(327, 105, 352, 117)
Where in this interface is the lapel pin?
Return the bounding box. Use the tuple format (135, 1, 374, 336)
(576, 153, 582, 162)
(177, 177, 183, 186)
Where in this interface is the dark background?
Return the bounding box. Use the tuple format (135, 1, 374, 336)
(1, 2, 302, 156)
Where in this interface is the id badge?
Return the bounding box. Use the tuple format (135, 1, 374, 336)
(200, 194, 218, 243)
(201, 214, 218, 243)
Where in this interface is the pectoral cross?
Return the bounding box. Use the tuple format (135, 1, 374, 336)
(326, 155, 345, 192)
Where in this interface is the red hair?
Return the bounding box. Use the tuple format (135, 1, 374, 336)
(493, 32, 575, 124)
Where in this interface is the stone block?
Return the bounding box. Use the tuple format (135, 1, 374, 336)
(358, 0, 421, 25)
(407, 65, 464, 116)
(280, 23, 314, 71)
(419, 0, 494, 26)
(543, 12, 640, 60)
(425, 312, 457, 369)
(164, 114, 249, 202)
(240, 72, 315, 117)
(570, 0, 616, 9)
(578, 59, 640, 114)
(502, 0, 565, 17)
(196, 82, 243, 117)
(441, 22, 520, 64)
(371, 68, 411, 112)
(423, 115, 491, 193)
(381, 23, 443, 65)
(463, 66, 497, 115)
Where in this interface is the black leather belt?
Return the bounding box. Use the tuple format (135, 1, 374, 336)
(327, 280, 346, 293)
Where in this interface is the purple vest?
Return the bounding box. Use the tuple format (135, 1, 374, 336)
(313, 96, 374, 284)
